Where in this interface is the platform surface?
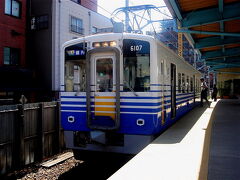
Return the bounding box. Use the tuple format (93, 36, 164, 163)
(208, 99, 240, 180)
(108, 101, 217, 180)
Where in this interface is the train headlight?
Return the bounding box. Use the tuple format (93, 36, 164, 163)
(92, 41, 116, 48)
(102, 41, 109, 47)
(93, 42, 101, 48)
(110, 41, 117, 47)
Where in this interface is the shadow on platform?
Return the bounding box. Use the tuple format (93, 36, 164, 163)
(153, 103, 211, 144)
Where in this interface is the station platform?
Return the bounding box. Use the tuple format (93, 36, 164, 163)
(108, 99, 240, 180)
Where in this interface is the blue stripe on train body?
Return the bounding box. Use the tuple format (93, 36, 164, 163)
(60, 92, 199, 135)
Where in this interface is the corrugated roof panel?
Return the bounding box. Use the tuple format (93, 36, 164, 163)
(191, 23, 220, 38)
(201, 46, 221, 52)
(225, 44, 240, 49)
(224, 0, 240, 4)
(179, 0, 218, 12)
(224, 20, 240, 33)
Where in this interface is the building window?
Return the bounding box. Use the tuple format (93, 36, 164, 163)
(3, 47, 20, 65)
(70, 16, 84, 34)
(31, 15, 49, 30)
(5, 0, 21, 18)
(71, 0, 81, 4)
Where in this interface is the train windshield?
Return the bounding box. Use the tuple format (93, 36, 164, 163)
(123, 39, 150, 92)
(64, 43, 87, 92)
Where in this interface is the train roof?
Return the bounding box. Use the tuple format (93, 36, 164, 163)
(62, 33, 155, 47)
(62, 33, 201, 75)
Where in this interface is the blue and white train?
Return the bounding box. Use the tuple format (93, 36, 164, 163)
(60, 33, 201, 157)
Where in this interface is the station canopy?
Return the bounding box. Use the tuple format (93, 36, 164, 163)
(164, 0, 240, 73)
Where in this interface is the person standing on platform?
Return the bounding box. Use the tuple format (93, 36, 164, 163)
(200, 77, 210, 107)
(212, 84, 218, 101)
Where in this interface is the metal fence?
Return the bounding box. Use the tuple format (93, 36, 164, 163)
(0, 102, 65, 176)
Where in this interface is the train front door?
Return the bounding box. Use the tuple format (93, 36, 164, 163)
(171, 63, 176, 119)
(87, 53, 120, 130)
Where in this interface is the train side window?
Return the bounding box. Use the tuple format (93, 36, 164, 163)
(178, 73, 181, 92)
(190, 77, 193, 92)
(182, 73, 185, 93)
(186, 76, 189, 93)
(161, 61, 164, 75)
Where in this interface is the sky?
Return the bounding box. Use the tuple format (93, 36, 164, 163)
(98, 0, 167, 18)
(97, 0, 172, 32)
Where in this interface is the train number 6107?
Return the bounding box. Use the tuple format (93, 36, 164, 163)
(130, 45, 142, 52)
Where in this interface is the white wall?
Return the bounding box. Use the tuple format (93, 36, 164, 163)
(52, 0, 113, 91)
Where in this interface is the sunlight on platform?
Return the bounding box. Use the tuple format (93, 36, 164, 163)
(108, 101, 218, 180)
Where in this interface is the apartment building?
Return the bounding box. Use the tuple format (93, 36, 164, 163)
(29, 0, 113, 96)
(0, 0, 32, 102)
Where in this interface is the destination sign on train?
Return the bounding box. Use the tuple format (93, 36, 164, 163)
(65, 43, 86, 60)
(123, 39, 150, 57)
(66, 49, 85, 56)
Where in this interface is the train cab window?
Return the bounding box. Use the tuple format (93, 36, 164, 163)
(123, 39, 150, 92)
(182, 73, 185, 93)
(178, 73, 181, 92)
(64, 43, 87, 92)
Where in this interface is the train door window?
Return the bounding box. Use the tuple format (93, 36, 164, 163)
(182, 73, 185, 93)
(186, 76, 189, 93)
(123, 39, 150, 92)
(96, 58, 113, 92)
(64, 43, 87, 92)
(178, 73, 181, 92)
(190, 77, 193, 92)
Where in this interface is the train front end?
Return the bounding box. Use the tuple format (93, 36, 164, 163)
(60, 34, 159, 155)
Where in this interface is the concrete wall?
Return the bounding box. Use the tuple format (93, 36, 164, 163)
(217, 68, 240, 97)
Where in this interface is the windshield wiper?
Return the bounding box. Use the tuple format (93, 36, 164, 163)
(124, 80, 138, 96)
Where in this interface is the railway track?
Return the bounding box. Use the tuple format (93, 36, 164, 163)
(4, 151, 132, 180)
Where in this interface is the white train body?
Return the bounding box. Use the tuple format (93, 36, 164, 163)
(60, 33, 201, 155)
